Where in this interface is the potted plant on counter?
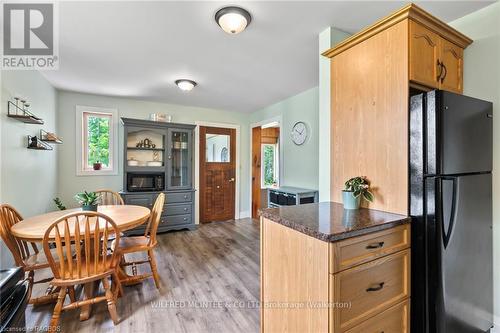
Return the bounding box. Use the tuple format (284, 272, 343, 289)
(342, 176, 374, 209)
(75, 191, 100, 211)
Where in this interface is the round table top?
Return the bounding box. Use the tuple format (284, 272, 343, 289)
(11, 205, 151, 242)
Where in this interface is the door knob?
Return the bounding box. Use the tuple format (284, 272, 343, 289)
(229, 178, 235, 182)
(216, 185, 220, 189)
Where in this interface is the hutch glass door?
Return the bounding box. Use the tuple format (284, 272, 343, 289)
(167, 128, 192, 189)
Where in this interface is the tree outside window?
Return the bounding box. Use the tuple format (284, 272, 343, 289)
(262, 144, 278, 187)
(82, 111, 112, 170)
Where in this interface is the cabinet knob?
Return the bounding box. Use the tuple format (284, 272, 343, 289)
(183, 217, 188, 221)
(183, 195, 188, 199)
(183, 207, 188, 211)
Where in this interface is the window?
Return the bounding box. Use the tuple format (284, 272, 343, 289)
(262, 143, 279, 187)
(76, 106, 118, 175)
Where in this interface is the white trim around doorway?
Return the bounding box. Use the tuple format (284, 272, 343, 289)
(194, 121, 241, 225)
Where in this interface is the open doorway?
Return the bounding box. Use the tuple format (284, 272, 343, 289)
(251, 121, 281, 218)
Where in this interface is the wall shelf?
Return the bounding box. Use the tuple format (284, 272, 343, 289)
(7, 101, 44, 124)
(27, 135, 53, 150)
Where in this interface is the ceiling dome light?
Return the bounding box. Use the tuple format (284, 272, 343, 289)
(175, 79, 197, 91)
(215, 6, 252, 34)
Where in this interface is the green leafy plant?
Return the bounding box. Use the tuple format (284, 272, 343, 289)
(74, 191, 100, 206)
(53, 197, 66, 211)
(344, 176, 374, 202)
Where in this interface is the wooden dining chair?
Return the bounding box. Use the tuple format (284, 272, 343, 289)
(95, 189, 124, 205)
(0, 204, 60, 305)
(113, 193, 165, 288)
(43, 211, 123, 329)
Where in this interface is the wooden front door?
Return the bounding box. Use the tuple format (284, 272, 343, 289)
(251, 126, 262, 218)
(200, 126, 236, 223)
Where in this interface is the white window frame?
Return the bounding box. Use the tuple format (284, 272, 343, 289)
(76, 105, 118, 176)
(261, 143, 279, 188)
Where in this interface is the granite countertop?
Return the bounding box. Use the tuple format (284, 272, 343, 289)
(259, 202, 411, 242)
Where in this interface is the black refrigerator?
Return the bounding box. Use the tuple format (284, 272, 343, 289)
(410, 90, 493, 333)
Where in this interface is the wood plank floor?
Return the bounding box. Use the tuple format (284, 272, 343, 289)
(26, 218, 260, 333)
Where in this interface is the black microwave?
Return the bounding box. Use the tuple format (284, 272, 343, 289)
(127, 173, 164, 192)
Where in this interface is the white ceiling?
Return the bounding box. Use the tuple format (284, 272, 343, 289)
(42, 1, 493, 113)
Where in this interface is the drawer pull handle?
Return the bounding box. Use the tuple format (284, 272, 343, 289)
(366, 241, 384, 249)
(366, 282, 385, 292)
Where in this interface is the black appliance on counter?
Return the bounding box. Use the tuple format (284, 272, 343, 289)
(0, 267, 31, 332)
(410, 90, 493, 332)
(127, 173, 164, 192)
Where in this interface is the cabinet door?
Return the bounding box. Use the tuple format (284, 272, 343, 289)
(439, 39, 464, 94)
(409, 21, 440, 89)
(167, 128, 193, 190)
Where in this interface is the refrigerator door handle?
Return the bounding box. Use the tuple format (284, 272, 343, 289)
(439, 177, 459, 249)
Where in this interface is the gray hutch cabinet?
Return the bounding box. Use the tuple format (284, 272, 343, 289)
(120, 117, 196, 235)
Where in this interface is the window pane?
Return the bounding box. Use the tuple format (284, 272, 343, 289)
(205, 134, 230, 162)
(86, 114, 110, 168)
(263, 145, 275, 186)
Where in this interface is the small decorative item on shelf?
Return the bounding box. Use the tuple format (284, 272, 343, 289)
(342, 176, 374, 210)
(39, 129, 63, 144)
(74, 191, 100, 211)
(143, 138, 152, 148)
(27, 135, 53, 150)
(150, 113, 169, 122)
(127, 157, 139, 166)
(153, 151, 160, 161)
(173, 141, 181, 149)
(93, 161, 102, 170)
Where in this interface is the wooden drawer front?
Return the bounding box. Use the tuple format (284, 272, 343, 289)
(162, 214, 192, 226)
(330, 224, 410, 273)
(330, 249, 410, 332)
(166, 191, 192, 203)
(164, 204, 191, 216)
(344, 300, 410, 333)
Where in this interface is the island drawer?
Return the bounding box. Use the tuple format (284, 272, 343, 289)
(329, 249, 410, 332)
(344, 299, 410, 333)
(329, 224, 410, 273)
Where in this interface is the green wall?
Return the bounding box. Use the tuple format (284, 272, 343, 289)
(1, 71, 58, 268)
(450, 2, 500, 323)
(250, 87, 319, 190)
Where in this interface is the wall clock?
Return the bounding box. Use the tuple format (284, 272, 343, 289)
(291, 121, 308, 145)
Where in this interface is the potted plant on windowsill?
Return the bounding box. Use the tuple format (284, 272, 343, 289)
(342, 176, 374, 210)
(75, 191, 100, 211)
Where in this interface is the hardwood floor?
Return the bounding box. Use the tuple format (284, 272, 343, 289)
(26, 218, 260, 333)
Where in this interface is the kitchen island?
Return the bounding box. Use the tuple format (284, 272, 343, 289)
(259, 202, 411, 333)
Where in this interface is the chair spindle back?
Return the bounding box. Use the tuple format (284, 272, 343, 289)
(43, 211, 120, 280)
(95, 190, 124, 206)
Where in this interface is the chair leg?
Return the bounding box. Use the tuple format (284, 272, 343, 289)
(68, 286, 76, 303)
(148, 249, 160, 289)
(102, 277, 119, 325)
(49, 288, 67, 330)
(112, 271, 124, 298)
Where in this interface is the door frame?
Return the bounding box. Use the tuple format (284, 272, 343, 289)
(249, 115, 284, 218)
(195, 121, 241, 225)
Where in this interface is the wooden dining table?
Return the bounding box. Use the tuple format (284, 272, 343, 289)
(10, 205, 150, 321)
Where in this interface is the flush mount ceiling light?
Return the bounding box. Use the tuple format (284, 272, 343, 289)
(175, 79, 197, 91)
(215, 6, 252, 34)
